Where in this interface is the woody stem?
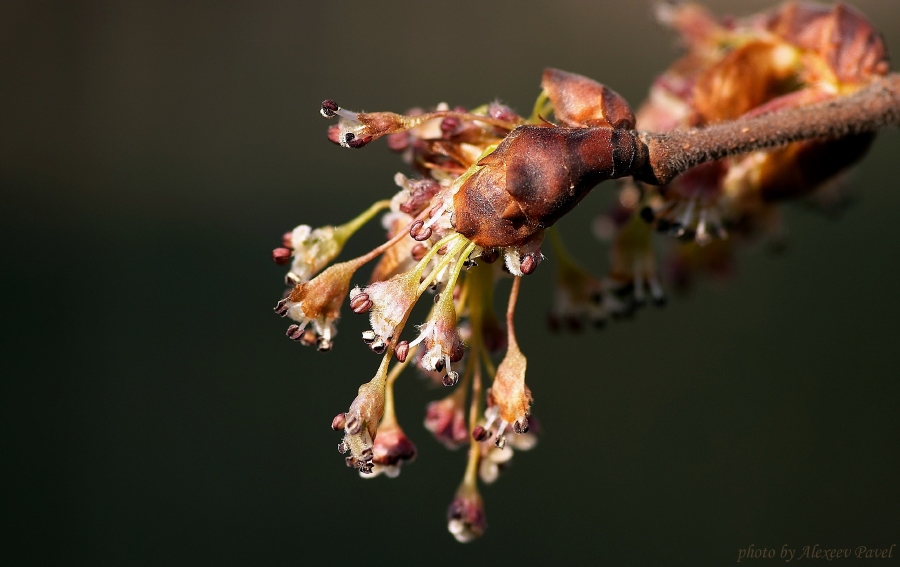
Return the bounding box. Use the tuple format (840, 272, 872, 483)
(632, 73, 900, 186)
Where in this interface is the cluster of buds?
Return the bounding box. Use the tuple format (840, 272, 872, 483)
(271, 1, 890, 541)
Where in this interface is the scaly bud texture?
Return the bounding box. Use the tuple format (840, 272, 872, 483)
(269, 1, 896, 542)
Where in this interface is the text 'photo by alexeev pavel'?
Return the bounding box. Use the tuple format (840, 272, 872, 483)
(2, 1, 899, 565)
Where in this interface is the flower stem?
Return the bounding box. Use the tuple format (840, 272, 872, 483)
(334, 199, 391, 245)
(506, 276, 522, 352)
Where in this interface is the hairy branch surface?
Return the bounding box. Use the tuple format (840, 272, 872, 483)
(633, 73, 900, 186)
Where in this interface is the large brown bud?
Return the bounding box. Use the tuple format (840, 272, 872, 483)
(452, 125, 647, 248)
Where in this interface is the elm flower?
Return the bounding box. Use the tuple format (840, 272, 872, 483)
(336, 364, 389, 475)
(446, 484, 487, 544)
(362, 355, 417, 478)
(409, 291, 465, 385)
(274, 259, 360, 351)
(366, 419, 417, 478)
(477, 414, 538, 484)
(277, 200, 390, 285)
(546, 227, 621, 331)
(349, 268, 421, 353)
(424, 390, 470, 450)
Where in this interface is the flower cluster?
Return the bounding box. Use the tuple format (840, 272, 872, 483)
(271, 1, 888, 541)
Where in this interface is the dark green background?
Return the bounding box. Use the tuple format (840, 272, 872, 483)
(3, 1, 898, 564)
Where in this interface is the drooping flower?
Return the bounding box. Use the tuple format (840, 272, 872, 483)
(446, 484, 487, 543)
(409, 291, 465, 385)
(336, 366, 389, 475)
(274, 259, 360, 351)
(424, 391, 470, 450)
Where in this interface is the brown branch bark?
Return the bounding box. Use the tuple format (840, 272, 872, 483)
(631, 73, 900, 186)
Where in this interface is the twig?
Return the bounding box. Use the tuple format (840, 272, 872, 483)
(632, 73, 900, 186)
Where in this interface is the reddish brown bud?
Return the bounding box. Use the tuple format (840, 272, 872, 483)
(453, 125, 647, 248)
(272, 247, 292, 265)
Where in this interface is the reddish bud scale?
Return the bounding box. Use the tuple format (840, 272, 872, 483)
(272, 247, 292, 265)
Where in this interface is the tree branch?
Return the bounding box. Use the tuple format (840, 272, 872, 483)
(632, 73, 900, 186)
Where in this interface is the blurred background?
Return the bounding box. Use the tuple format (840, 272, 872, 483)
(2, 1, 898, 564)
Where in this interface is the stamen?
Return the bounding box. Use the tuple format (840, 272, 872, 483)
(272, 247, 291, 265)
(320, 99, 339, 117)
(350, 292, 373, 313)
(395, 341, 410, 363)
(286, 324, 305, 341)
(442, 370, 460, 387)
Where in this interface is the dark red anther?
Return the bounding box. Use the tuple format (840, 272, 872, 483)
(411, 244, 428, 261)
(472, 426, 489, 441)
(282, 232, 293, 248)
(345, 415, 362, 435)
(399, 178, 440, 216)
(488, 102, 520, 123)
(321, 99, 339, 117)
(350, 292, 373, 313)
(272, 247, 292, 265)
(520, 254, 538, 275)
(409, 220, 433, 241)
(442, 371, 460, 387)
(395, 340, 410, 363)
(286, 324, 303, 341)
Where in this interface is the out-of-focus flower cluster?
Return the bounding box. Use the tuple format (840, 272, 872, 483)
(615, 1, 889, 297)
(270, 2, 887, 542)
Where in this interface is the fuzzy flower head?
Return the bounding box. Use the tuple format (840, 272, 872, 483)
(285, 224, 342, 284)
(349, 268, 421, 354)
(486, 341, 532, 443)
(274, 260, 358, 351)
